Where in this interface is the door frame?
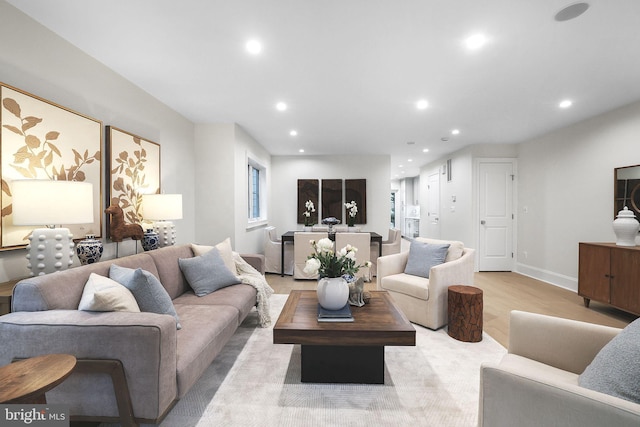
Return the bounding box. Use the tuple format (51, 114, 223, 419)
(474, 158, 517, 271)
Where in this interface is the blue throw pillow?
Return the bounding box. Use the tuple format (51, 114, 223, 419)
(109, 264, 181, 329)
(178, 247, 241, 296)
(578, 318, 640, 404)
(404, 241, 450, 278)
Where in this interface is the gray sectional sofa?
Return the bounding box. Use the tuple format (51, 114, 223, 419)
(0, 244, 266, 426)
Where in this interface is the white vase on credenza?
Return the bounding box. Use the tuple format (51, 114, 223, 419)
(612, 206, 639, 246)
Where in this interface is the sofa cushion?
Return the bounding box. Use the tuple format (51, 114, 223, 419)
(416, 237, 464, 262)
(179, 248, 241, 296)
(109, 264, 182, 329)
(145, 244, 194, 299)
(380, 273, 429, 300)
(578, 317, 640, 404)
(78, 273, 140, 312)
(404, 241, 450, 278)
(192, 238, 236, 274)
(173, 284, 257, 324)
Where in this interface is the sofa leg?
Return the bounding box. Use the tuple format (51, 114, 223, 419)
(73, 359, 138, 427)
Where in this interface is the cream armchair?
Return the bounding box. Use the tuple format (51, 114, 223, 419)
(479, 311, 640, 427)
(263, 226, 293, 275)
(293, 232, 328, 279)
(376, 238, 475, 330)
(370, 228, 401, 277)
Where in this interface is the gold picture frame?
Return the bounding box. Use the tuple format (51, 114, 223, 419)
(106, 126, 160, 235)
(0, 83, 103, 250)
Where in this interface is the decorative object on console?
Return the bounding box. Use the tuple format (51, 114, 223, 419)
(141, 229, 160, 251)
(12, 179, 94, 276)
(344, 200, 358, 227)
(321, 216, 340, 234)
(303, 237, 371, 310)
(302, 199, 315, 230)
(105, 205, 144, 242)
(76, 234, 103, 265)
(612, 206, 639, 246)
(142, 194, 183, 247)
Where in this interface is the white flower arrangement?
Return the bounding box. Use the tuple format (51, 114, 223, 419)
(303, 199, 316, 226)
(344, 200, 358, 226)
(303, 237, 371, 278)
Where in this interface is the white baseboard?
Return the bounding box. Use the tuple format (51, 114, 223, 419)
(514, 262, 578, 293)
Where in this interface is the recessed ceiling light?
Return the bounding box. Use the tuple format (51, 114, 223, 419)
(276, 102, 287, 111)
(290, 130, 298, 136)
(451, 129, 460, 135)
(465, 33, 487, 50)
(559, 99, 573, 109)
(422, 148, 429, 153)
(245, 39, 262, 54)
(407, 159, 413, 162)
(398, 164, 404, 168)
(298, 149, 305, 153)
(555, 3, 589, 22)
(416, 99, 429, 110)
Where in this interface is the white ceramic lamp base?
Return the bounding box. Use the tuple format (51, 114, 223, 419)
(153, 221, 176, 247)
(26, 227, 75, 276)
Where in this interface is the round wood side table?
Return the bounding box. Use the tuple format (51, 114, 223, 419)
(0, 353, 77, 404)
(447, 285, 483, 342)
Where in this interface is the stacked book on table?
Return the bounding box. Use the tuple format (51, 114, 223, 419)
(317, 304, 354, 322)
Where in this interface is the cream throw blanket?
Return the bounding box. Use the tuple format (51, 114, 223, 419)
(233, 252, 274, 327)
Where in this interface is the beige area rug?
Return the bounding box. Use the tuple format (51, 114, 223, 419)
(133, 294, 506, 427)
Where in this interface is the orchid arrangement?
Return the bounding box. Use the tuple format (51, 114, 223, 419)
(302, 199, 316, 226)
(303, 237, 371, 278)
(345, 200, 358, 226)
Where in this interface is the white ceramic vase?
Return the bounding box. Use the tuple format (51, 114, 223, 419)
(317, 277, 349, 310)
(613, 206, 639, 246)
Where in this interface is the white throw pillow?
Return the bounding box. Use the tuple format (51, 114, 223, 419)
(78, 273, 140, 312)
(191, 237, 237, 274)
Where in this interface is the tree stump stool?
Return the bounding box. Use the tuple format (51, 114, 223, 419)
(447, 285, 483, 342)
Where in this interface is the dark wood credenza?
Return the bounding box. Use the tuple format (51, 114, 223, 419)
(578, 242, 640, 315)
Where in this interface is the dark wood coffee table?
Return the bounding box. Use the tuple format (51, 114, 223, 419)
(273, 290, 415, 384)
(0, 354, 76, 403)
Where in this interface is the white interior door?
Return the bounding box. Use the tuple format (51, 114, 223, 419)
(478, 160, 514, 271)
(426, 172, 440, 238)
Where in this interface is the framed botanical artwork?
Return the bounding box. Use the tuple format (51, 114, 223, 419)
(106, 126, 160, 234)
(0, 83, 103, 250)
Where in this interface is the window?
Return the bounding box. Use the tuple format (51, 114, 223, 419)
(247, 156, 267, 225)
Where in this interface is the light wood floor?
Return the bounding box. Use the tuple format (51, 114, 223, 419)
(265, 271, 637, 348)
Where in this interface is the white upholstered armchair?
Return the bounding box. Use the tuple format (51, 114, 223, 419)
(479, 311, 640, 427)
(376, 237, 475, 330)
(263, 226, 293, 275)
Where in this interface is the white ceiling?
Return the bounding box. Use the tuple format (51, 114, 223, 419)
(7, 0, 640, 178)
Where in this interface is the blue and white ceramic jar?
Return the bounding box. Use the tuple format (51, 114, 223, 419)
(142, 229, 160, 251)
(76, 234, 103, 265)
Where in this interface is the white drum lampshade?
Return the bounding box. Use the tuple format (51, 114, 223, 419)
(142, 194, 183, 247)
(12, 180, 94, 276)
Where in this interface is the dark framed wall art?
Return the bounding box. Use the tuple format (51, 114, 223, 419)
(0, 83, 103, 249)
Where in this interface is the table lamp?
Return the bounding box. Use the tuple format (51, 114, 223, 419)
(142, 194, 183, 247)
(12, 179, 94, 276)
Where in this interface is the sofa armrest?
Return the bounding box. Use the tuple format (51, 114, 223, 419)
(508, 310, 622, 374)
(240, 253, 265, 275)
(479, 362, 640, 427)
(0, 310, 177, 420)
(376, 251, 409, 289)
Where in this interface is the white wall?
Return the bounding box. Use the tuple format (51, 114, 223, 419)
(270, 155, 391, 239)
(516, 100, 640, 291)
(0, 2, 196, 281)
